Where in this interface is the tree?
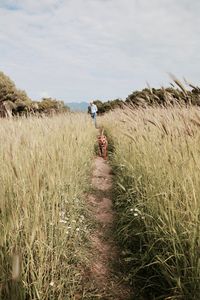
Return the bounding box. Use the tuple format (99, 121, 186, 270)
(0, 71, 31, 104)
(0, 71, 70, 117)
(37, 98, 69, 115)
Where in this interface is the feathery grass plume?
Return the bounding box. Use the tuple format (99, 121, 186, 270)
(168, 73, 187, 95)
(184, 77, 200, 93)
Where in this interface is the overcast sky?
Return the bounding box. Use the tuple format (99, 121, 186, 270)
(0, 0, 200, 102)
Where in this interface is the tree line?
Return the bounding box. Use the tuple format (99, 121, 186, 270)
(92, 78, 200, 113)
(0, 71, 69, 117)
(1, 70, 200, 118)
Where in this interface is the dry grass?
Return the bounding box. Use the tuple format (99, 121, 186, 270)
(0, 114, 96, 299)
(103, 106, 200, 299)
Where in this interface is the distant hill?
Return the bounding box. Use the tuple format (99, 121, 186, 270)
(66, 102, 89, 112)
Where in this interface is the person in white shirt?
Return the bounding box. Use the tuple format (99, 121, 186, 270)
(89, 101, 98, 127)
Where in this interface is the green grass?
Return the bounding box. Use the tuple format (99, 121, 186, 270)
(0, 114, 96, 300)
(103, 106, 200, 299)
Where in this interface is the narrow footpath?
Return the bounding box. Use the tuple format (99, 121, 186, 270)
(85, 157, 133, 300)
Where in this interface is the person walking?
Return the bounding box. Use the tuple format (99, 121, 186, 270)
(89, 101, 98, 128)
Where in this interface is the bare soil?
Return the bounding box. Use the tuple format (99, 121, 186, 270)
(85, 157, 133, 300)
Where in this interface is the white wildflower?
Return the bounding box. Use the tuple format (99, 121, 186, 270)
(59, 220, 67, 224)
(134, 208, 140, 212)
(76, 228, 80, 232)
(134, 213, 138, 217)
(130, 208, 134, 212)
(50, 281, 54, 287)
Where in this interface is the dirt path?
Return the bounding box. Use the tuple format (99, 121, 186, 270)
(85, 157, 133, 300)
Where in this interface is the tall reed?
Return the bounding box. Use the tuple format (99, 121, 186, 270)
(0, 114, 96, 299)
(103, 106, 200, 299)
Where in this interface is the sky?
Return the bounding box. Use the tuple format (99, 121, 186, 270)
(0, 0, 200, 102)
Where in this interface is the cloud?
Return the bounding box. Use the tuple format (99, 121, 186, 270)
(0, 0, 200, 101)
(0, 0, 62, 13)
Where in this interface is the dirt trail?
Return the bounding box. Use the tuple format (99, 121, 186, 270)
(86, 157, 133, 300)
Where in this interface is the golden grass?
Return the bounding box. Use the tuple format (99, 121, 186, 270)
(0, 114, 96, 299)
(103, 106, 200, 299)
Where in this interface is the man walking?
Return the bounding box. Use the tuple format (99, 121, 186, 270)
(89, 101, 98, 128)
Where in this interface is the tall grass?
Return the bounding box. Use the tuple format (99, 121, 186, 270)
(0, 114, 96, 299)
(104, 107, 200, 299)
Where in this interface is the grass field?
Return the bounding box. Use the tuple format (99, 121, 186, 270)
(0, 114, 96, 300)
(1, 107, 200, 300)
(103, 106, 200, 299)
